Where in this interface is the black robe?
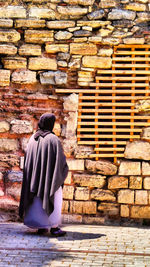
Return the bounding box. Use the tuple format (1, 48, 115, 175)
(19, 133, 68, 218)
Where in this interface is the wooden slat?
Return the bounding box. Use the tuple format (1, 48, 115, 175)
(56, 88, 150, 94)
(112, 63, 150, 68)
(97, 70, 150, 74)
(89, 83, 149, 87)
(78, 128, 141, 132)
(115, 44, 150, 48)
(78, 108, 138, 113)
(78, 141, 127, 145)
(78, 115, 150, 119)
(95, 76, 149, 81)
(77, 134, 140, 139)
(94, 147, 124, 151)
(89, 153, 124, 158)
(111, 57, 150, 62)
(79, 96, 150, 100)
(115, 51, 150, 55)
(78, 102, 135, 107)
(78, 121, 149, 126)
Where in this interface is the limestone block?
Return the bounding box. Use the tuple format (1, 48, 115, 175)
(40, 70, 67, 85)
(63, 93, 78, 111)
(108, 9, 136, 20)
(57, 52, 70, 61)
(0, 121, 10, 132)
(108, 176, 128, 189)
(73, 173, 106, 188)
(91, 189, 116, 202)
(64, 111, 78, 138)
(47, 20, 75, 29)
(0, 19, 13, 28)
(135, 190, 148, 205)
(64, 172, 72, 185)
(123, 38, 145, 44)
(64, 0, 94, 5)
(67, 159, 84, 171)
(118, 189, 134, 204)
(12, 70, 37, 84)
(20, 137, 29, 152)
(0, 154, 19, 168)
(29, 57, 57, 71)
(19, 44, 41, 56)
(82, 56, 112, 68)
(0, 6, 26, 18)
(85, 159, 117, 175)
(68, 57, 81, 68)
(125, 3, 146, 11)
(73, 30, 92, 37)
(98, 203, 119, 216)
(143, 177, 150, 189)
(63, 137, 77, 157)
(136, 12, 150, 23)
(58, 61, 67, 67)
(0, 30, 20, 42)
(120, 205, 130, 217)
(124, 140, 150, 160)
(99, 0, 117, 8)
(82, 216, 105, 225)
(87, 9, 105, 20)
(46, 44, 69, 53)
(129, 176, 142, 189)
(0, 70, 10, 86)
(70, 43, 97, 55)
(63, 185, 74, 200)
(15, 19, 45, 28)
(74, 145, 94, 158)
(75, 187, 90, 200)
(68, 27, 80, 32)
(55, 71, 67, 85)
(0, 44, 17, 55)
(57, 6, 88, 19)
(102, 37, 120, 45)
(118, 161, 141, 176)
(98, 48, 113, 57)
(88, 36, 102, 43)
(2, 57, 27, 69)
(29, 7, 56, 19)
(55, 31, 72, 40)
(141, 127, 150, 141)
(77, 20, 110, 28)
(131, 206, 150, 218)
(25, 30, 53, 44)
(0, 139, 18, 152)
(11, 119, 33, 134)
(70, 200, 97, 214)
(62, 200, 69, 213)
(142, 162, 150, 176)
(135, 99, 150, 113)
(62, 214, 82, 224)
(99, 29, 113, 37)
(0, 196, 18, 210)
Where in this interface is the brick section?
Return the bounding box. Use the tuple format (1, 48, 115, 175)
(2, 57, 27, 69)
(67, 159, 84, 171)
(108, 176, 128, 189)
(91, 189, 116, 202)
(25, 30, 54, 44)
(11, 70, 37, 84)
(70, 43, 97, 55)
(118, 189, 134, 204)
(129, 176, 142, 189)
(120, 205, 130, 217)
(73, 173, 106, 188)
(63, 185, 74, 200)
(19, 44, 41, 56)
(131, 206, 150, 218)
(62, 200, 69, 213)
(15, 19, 46, 28)
(28, 57, 57, 71)
(143, 177, 150, 189)
(0, 70, 10, 86)
(0, 30, 20, 42)
(75, 187, 90, 200)
(70, 200, 97, 214)
(135, 190, 148, 205)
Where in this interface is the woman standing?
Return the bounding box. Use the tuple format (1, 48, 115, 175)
(19, 113, 68, 237)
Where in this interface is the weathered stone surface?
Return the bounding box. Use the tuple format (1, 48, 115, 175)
(0, 121, 10, 133)
(108, 9, 136, 20)
(19, 44, 41, 56)
(64, 111, 78, 138)
(15, 19, 45, 28)
(87, 9, 105, 20)
(46, 44, 69, 53)
(0, 196, 19, 210)
(0, 6, 26, 18)
(123, 38, 145, 44)
(62, 214, 82, 224)
(118, 189, 134, 204)
(0, 70, 10, 86)
(63, 185, 74, 200)
(25, 30, 53, 44)
(57, 6, 88, 19)
(40, 70, 67, 85)
(0, 139, 18, 152)
(135, 190, 148, 205)
(129, 176, 142, 189)
(62, 200, 69, 213)
(58, 61, 67, 67)
(67, 159, 84, 171)
(136, 12, 150, 23)
(70, 43, 97, 55)
(98, 48, 113, 57)
(73, 173, 106, 188)
(143, 177, 150, 189)
(75, 187, 90, 200)
(99, 29, 113, 37)
(102, 37, 120, 45)
(108, 176, 128, 189)
(73, 30, 92, 37)
(131, 206, 150, 218)
(98, 203, 119, 216)
(82, 56, 112, 68)
(0, 19, 13, 28)
(0, 154, 19, 168)
(112, 19, 134, 28)
(64, 172, 72, 185)
(85, 159, 117, 175)
(135, 99, 150, 113)
(125, 3, 146, 11)
(12, 70, 37, 84)
(77, 20, 110, 28)
(88, 36, 102, 43)
(124, 140, 150, 160)
(99, 0, 117, 8)
(119, 161, 141, 176)
(74, 145, 94, 158)
(70, 200, 97, 214)
(120, 205, 130, 217)
(68, 57, 81, 68)
(55, 31, 72, 40)
(141, 127, 150, 141)
(53, 122, 61, 136)
(29, 7, 56, 19)
(0, 44, 17, 55)
(0, 30, 20, 42)
(57, 52, 70, 61)
(47, 20, 75, 29)
(6, 183, 22, 201)
(142, 162, 150, 176)
(64, 0, 94, 5)
(2, 57, 27, 69)
(55, 71, 68, 85)
(63, 93, 78, 112)
(63, 137, 77, 157)
(29, 57, 57, 71)
(20, 137, 29, 152)
(91, 189, 116, 202)
(11, 119, 33, 134)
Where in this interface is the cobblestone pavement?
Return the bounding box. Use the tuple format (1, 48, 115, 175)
(0, 223, 150, 266)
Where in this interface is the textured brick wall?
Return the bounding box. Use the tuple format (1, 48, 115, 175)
(0, 0, 150, 224)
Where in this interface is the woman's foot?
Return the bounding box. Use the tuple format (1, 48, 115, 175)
(50, 227, 66, 237)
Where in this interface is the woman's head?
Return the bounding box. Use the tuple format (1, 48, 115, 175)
(38, 113, 56, 131)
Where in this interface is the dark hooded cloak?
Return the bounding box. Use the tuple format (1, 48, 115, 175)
(19, 113, 68, 219)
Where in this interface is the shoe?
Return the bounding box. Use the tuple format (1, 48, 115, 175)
(37, 228, 48, 234)
(50, 227, 66, 237)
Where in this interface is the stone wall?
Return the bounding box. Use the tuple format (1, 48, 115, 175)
(0, 0, 150, 224)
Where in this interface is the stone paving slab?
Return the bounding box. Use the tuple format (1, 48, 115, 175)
(0, 223, 150, 266)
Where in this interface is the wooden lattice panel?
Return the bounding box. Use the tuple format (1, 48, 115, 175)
(77, 45, 150, 162)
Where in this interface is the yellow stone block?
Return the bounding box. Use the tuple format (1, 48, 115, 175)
(82, 56, 112, 68)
